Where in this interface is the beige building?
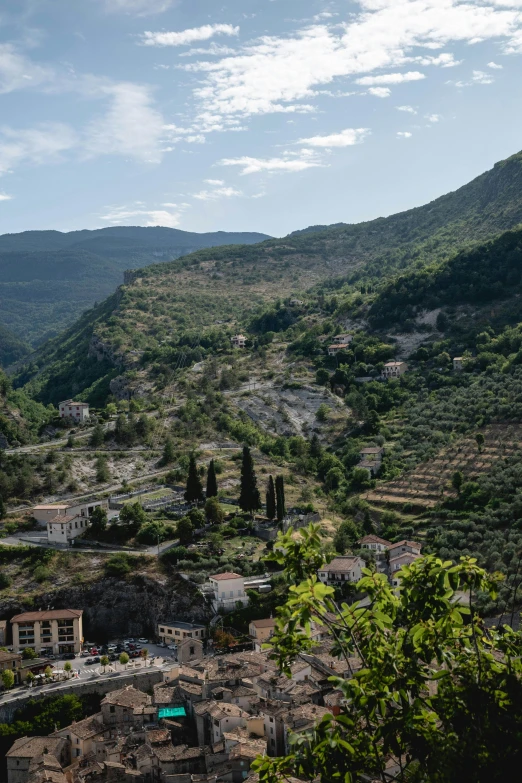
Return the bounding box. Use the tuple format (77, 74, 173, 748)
(327, 342, 351, 356)
(101, 685, 156, 728)
(11, 609, 83, 655)
(358, 534, 391, 554)
(231, 334, 246, 348)
(249, 618, 276, 652)
(47, 515, 91, 545)
(58, 400, 90, 422)
(381, 361, 408, 379)
(208, 572, 248, 612)
(157, 620, 206, 644)
(52, 714, 105, 762)
(453, 357, 464, 371)
(0, 618, 6, 645)
(6, 737, 68, 783)
(33, 499, 107, 528)
(177, 637, 203, 664)
(317, 556, 365, 587)
(332, 333, 353, 345)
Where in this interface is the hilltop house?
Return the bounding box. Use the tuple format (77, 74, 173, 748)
(208, 572, 249, 612)
(317, 556, 365, 586)
(327, 337, 352, 356)
(47, 515, 90, 545)
(59, 400, 90, 423)
(358, 534, 392, 554)
(381, 361, 408, 379)
(389, 541, 423, 587)
(231, 334, 247, 348)
(33, 499, 108, 528)
(11, 609, 83, 655)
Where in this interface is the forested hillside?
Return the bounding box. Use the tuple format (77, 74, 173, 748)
(0, 226, 271, 346)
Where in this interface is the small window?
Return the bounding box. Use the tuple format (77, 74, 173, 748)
(110, 706, 115, 713)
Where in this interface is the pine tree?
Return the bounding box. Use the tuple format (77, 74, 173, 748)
(310, 433, 322, 459)
(239, 446, 261, 514)
(185, 454, 204, 503)
(266, 475, 276, 520)
(206, 459, 218, 498)
(0, 494, 5, 520)
(276, 474, 286, 522)
(162, 437, 176, 465)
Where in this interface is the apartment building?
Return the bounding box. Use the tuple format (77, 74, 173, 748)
(11, 609, 83, 655)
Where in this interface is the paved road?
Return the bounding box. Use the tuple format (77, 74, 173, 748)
(0, 643, 177, 705)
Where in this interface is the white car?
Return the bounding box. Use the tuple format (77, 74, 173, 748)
(138, 638, 148, 644)
(167, 644, 177, 650)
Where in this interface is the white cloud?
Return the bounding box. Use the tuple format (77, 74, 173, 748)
(100, 0, 175, 15)
(204, 179, 225, 185)
(0, 123, 77, 176)
(193, 186, 243, 200)
(84, 82, 164, 162)
(186, 1, 522, 122)
(368, 86, 391, 97)
(396, 105, 417, 113)
(397, 131, 412, 138)
(425, 113, 441, 122)
(0, 43, 53, 94)
(297, 128, 369, 147)
(140, 24, 240, 47)
(219, 153, 325, 175)
(488, 61, 503, 68)
(414, 52, 461, 67)
(0, 192, 13, 201)
(179, 44, 238, 58)
(100, 204, 182, 227)
(472, 69, 495, 83)
(357, 71, 425, 85)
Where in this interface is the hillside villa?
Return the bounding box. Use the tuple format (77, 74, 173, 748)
(359, 445, 385, 475)
(231, 334, 246, 348)
(33, 499, 108, 528)
(317, 556, 366, 586)
(58, 400, 90, 423)
(381, 361, 408, 379)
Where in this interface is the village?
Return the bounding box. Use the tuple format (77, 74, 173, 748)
(1, 527, 422, 783)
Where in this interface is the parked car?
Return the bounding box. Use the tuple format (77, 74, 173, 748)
(130, 650, 140, 659)
(92, 656, 101, 664)
(63, 653, 76, 660)
(90, 648, 99, 655)
(128, 644, 136, 651)
(167, 644, 177, 650)
(107, 645, 117, 652)
(138, 638, 148, 644)
(85, 658, 94, 665)
(80, 650, 90, 657)
(108, 653, 118, 662)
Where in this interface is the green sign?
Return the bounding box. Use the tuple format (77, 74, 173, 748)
(158, 706, 186, 718)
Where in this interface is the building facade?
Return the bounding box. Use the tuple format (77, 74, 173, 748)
(249, 619, 276, 652)
(157, 620, 206, 645)
(231, 335, 246, 348)
(381, 361, 408, 379)
(317, 556, 365, 586)
(47, 515, 90, 545)
(11, 609, 83, 655)
(59, 400, 90, 422)
(208, 572, 249, 612)
(33, 499, 107, 528)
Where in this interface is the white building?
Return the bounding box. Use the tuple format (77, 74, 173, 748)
(332, 334, 353, 345)
(208, 572, 249, 612)
(381, 361, 408, 379)
(47, 514, 90, 545)
(59, 400, 90, 422)
(327, 342, 351, 356)
(358, 534, 391, 554)
(317, 556, 365, 586)
(389, 540, 423, 588)
(231, 334, 247, 348)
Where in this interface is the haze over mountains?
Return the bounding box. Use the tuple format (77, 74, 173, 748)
(0, 226, 271, 353)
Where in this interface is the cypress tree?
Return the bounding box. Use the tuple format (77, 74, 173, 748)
(239, 446, 261, 514)
(206, 459, 218, 498)
(0, 494, 5, 521)
(185, 454, 204, 503)
(276, 474, 286, 523)
(310, 433, 322, 459)
(266, 475, 276, 520)
(162, 437, 176, 465)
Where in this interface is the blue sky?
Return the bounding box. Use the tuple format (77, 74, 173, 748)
(1, 0, 522, 238)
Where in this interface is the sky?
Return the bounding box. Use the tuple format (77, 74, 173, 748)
(1, 1, 522, 238)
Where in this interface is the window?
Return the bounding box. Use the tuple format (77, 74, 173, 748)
(190, 646, 195, 656)
(110, 706, 115, 713)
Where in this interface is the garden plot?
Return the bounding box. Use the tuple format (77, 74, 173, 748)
(365, 423, 522, 510)
(233, 384, 342, 436)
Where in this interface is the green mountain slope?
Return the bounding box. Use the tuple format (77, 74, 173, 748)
(0, 325, 30, 369)
(15, 147, 522, 407)
(0, 226, 271, 345)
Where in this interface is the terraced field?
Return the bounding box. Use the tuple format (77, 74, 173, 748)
(365, 423, 522, 510)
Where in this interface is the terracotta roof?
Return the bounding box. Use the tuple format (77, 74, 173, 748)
(7, 737, 64, 758)
(319, 556, 364, 573)
(384, 361, 406, 367)
(58, 714, 104, 740)
(0, 650, 21, 663)
(359, 535, 391, 546)
(146, 729, 170, 745)
(250, 618, 276, 629)
(33, 505, 69, 511)
(11, 609, 83, 623)
(59, 400, 89, 407)
(193, 700, 246, 720)
(388, 540, 422, 551)
(210, 572, 243, 581)
(101, 685, 151, 708)
(48, 515, 81, 525)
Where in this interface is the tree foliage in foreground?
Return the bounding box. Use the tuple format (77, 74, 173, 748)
(252, 524, 522, 783)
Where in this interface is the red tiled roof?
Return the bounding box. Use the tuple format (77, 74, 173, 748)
(210, 572, 243, 581)
(11, 609, 83, 623)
